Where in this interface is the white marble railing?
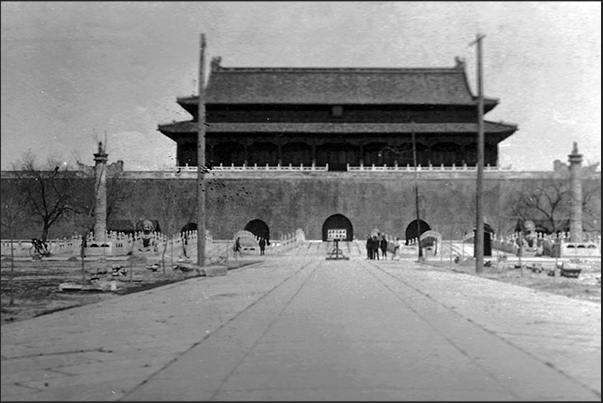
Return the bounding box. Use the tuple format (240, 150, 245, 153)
(490, 232, 601, 258)
(172, 163, 514, 172)
(232, 228, 305, 255)
(0, 230, 214, 258)
(177, 163, 328, 172)
(347, 163, 513, 172)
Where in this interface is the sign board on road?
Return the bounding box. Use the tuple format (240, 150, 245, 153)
(327, 229, 347, 241)
(326, 229, 349, 260)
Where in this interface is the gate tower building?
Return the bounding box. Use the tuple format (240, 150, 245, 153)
(158, 57, 518, 171)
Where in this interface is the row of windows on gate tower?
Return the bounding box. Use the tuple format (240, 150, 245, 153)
(179, 141, 499, 168)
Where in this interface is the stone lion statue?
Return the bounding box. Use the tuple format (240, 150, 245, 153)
(137, 219, 158, 252)
(516, 220, 554, 256)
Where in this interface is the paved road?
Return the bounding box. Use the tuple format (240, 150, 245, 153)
(1, 248, 600, 401)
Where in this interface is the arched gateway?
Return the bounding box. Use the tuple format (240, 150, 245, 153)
(405, 220, 431, 245)
(322, 214, 353, 242)
(180, 222, 197, 233)
(244, 219, 270, 242)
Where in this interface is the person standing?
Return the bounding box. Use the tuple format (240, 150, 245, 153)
(233, 237, 242, 258)
(366, 235, 373, 260)
(380, 236, 388, 259)
(259, 237, 266, 256)
(391, 237, 402, 260)
(372, 234, 380, 260)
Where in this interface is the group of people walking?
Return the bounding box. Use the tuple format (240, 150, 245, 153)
(366, 233, 388, 260)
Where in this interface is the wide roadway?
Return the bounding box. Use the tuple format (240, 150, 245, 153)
(1, 249, 600, 401)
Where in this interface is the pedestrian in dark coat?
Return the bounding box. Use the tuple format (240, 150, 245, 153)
(372, 235, 380, 260)
(366, 235, 373, 259)
(380, 236, 388, 259)
(259, 238, 266, 256)
(233, 237, 242, 258)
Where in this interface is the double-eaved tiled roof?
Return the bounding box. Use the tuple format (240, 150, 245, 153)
(176, 57, 498, 106)
(159, 121, 517, 139)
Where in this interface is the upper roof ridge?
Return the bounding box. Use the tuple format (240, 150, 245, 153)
(210, 55, 465, 74)
(199, 55, 480, 106)
(215, 67, 462, 74)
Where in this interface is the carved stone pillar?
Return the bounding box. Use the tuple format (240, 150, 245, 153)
(93, 142, 108, 241)
(568, 142, 583, 242)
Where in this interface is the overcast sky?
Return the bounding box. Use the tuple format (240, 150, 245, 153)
(1, 1, 601, 171)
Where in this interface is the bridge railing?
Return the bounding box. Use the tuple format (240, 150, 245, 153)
(347, 163, 513, 172)
(177, 163, 328, 172)
(0, 230, 215, 259)
(232, 228, 305, 256)
(491, 232, 601, 258)
(170, 162, 515, 173)
(269, 228, 305, 254)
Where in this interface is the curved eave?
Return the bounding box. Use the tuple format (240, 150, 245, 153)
(176, 96, 499, 116)
(158, 121, 517, 142)
(178, 95, 499, 107)
(481, 97, 499, 113)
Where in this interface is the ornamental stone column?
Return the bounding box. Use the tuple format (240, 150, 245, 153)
(93, 141, 108, 241)
(568, 142, 583, 242)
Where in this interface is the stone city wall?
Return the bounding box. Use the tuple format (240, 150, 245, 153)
(2, 169, 599, 241)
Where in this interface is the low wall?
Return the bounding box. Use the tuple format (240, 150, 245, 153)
(1, 228, 306, 259)
(491, 236, 601, 258)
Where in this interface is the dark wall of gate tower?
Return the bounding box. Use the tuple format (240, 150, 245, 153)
(158, 57, 517, 171)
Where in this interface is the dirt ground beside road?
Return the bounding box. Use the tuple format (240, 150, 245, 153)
(427, 258, 601, 304)
(0, 257, 254, 326)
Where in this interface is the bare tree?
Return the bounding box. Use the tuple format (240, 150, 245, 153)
(159, 181, 178, 274)
(159, 179, 197, 273)
(106, 172, 133, 222)
(502, 169, 600, 234)
(1, 191, 28, 305)
(9, 152, 80, 242)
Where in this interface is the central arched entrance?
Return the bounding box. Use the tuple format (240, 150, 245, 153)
(405, 219, 431, 245)
(244, 219, 270, 242)
(180, 222, 197, 233)
(322, 214, 353, 241)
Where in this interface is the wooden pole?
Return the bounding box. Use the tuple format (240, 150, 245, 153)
(81, 232, 86, 285)
(411, 123, 424, 262)
(472, 33, 486, 274)
(449, 228, 453, 266)
(129, 233, 133, 283)
(518, 230, 524, 276)
(462, 221, 465, 261)
(9, 231, 15, 305)
(197, 33, 207, 267)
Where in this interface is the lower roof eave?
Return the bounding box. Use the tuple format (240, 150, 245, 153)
(158, 121, 517, 138)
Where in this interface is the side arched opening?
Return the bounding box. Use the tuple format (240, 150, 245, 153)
(405, 220, 431, 245)
(180, 222, 197, 233)
(244, 219, 270, 242)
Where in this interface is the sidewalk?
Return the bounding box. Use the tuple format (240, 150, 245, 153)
(1, 256, 600, 401)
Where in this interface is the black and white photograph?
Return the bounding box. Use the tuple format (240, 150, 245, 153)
(1, 1, 600, 401)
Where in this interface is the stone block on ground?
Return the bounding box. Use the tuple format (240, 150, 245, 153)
(174, 263, 202, 276)
(561, 262, 582, 278)
(127, 255, 147, 263)
(204, 266, 227, 277)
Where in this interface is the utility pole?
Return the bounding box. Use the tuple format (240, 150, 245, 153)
(411, 122, 424, 262)
(471, 33, 486, 274)
(197, 33, 207, 267)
